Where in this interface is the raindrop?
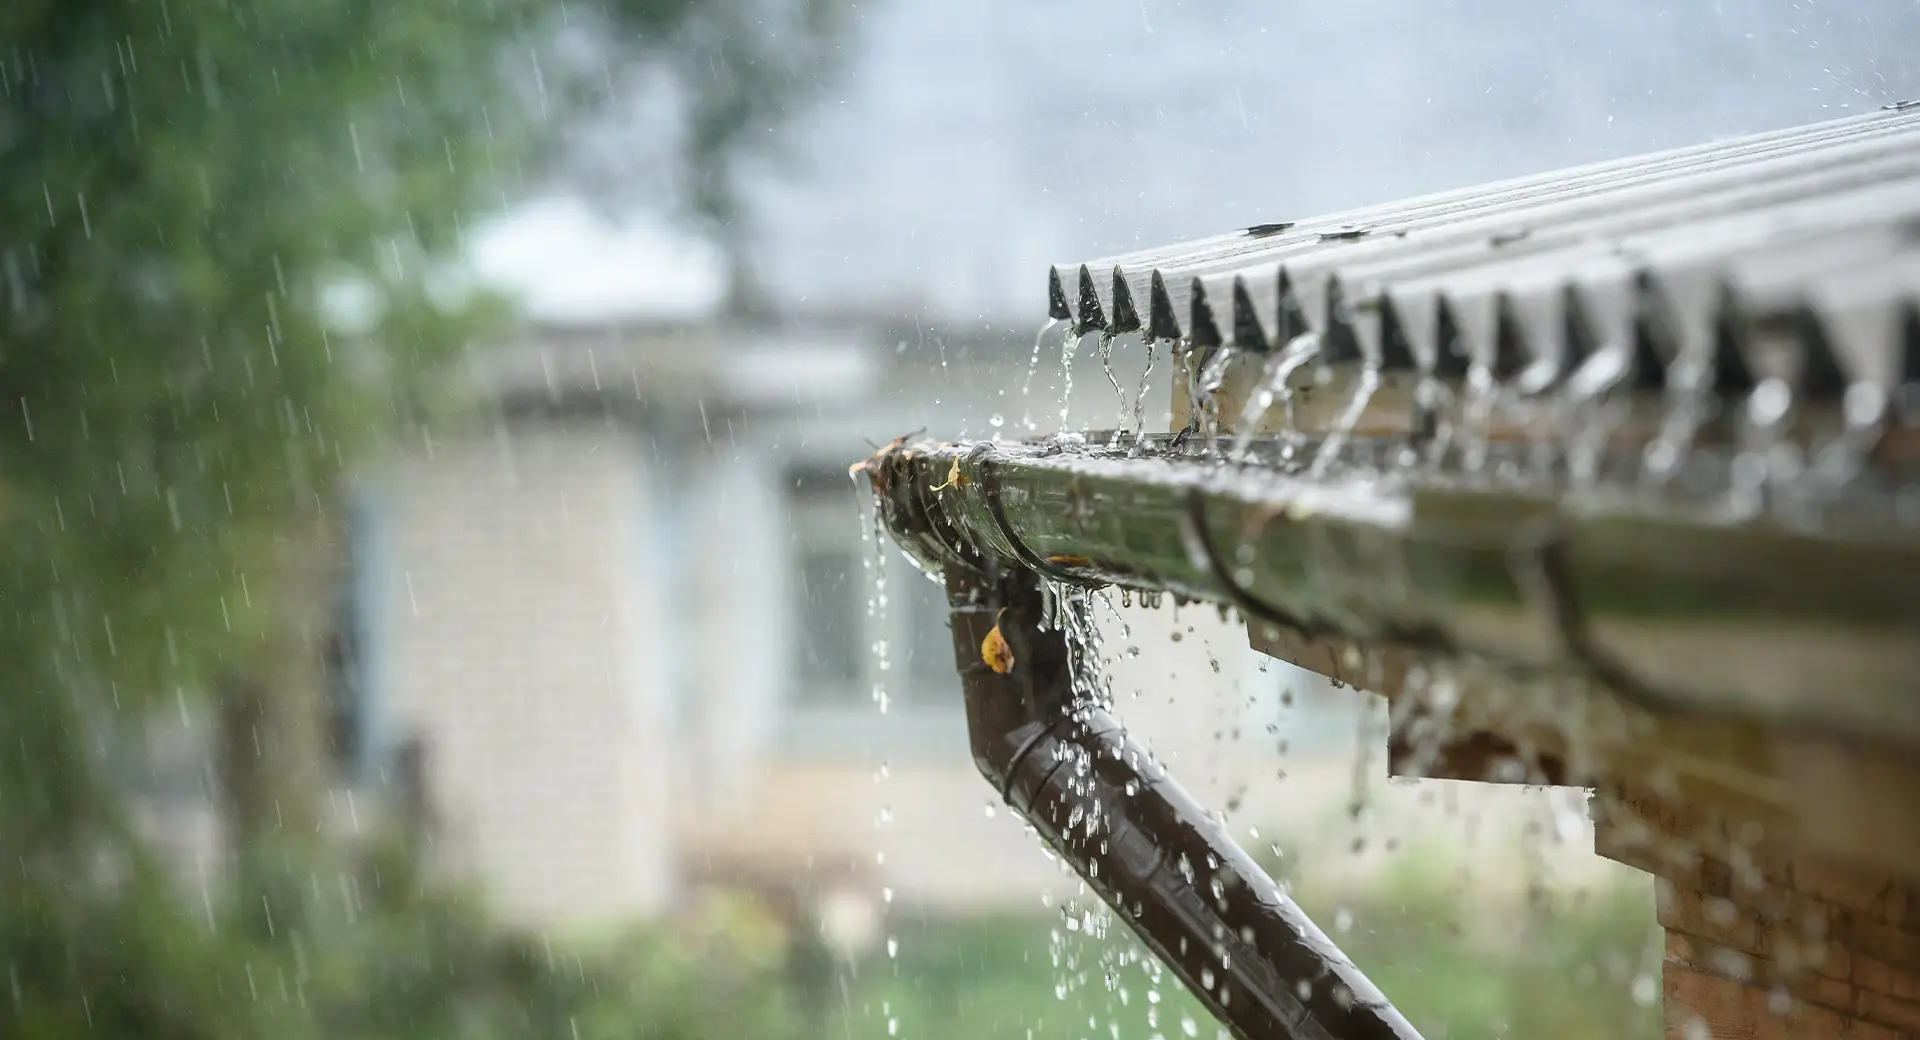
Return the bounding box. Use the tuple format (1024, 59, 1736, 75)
(1631, 973, 1658, 1006)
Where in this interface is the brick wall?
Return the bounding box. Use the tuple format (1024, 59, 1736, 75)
(1595, 787, 1920, 1038)
(1657, 856, 1920, 1039)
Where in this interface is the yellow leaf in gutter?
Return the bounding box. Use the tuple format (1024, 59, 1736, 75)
(980, 610, 1014, 674)
(930, 458, 970, 491)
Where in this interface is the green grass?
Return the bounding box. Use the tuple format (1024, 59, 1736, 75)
(830, 911, 1216, 1039)
(827, 876, 1661, 1039)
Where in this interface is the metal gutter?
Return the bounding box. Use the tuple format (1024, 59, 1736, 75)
(865, 437, 1920, 748)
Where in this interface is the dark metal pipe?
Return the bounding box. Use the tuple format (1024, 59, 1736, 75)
(946, 562, 1424, 1040)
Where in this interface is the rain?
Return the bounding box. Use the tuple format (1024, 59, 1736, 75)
(5, 1, 1920, 1039)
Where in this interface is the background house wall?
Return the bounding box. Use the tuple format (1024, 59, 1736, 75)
(328, 317, 1623, 935)
(372, 427, 676, 926)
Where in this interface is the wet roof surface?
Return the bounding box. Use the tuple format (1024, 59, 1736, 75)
(1050, 107, 1920, 400)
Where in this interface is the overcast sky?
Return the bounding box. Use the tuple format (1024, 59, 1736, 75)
(474, 0, 1920, 324)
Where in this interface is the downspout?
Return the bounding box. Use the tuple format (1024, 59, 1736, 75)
(860, 448, 1425, 1039)
(946, 562, 1423, 1040)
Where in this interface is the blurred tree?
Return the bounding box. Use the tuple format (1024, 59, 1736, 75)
(0, 0, 844, 1035)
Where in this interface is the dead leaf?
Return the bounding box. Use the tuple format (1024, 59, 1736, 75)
(930, 458, 970, 491)
(980, 610, 1014, 674)
(1047, 554, 1094, 568)
(849, 430, 923, 478)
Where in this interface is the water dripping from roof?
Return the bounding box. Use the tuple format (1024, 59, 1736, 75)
(1229, 332, 1321, 463)
(1023, 317, 1061, 433)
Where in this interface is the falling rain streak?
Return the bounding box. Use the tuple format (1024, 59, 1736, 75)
(1023, 317, 1062, 432)
(1229, 332, 1320, 462)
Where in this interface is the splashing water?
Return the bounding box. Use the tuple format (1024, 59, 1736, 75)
(860, 495, 902, 1033)
(1051, 581, 1113, 710)
(1189, 346, 1241, 455)
(1307, 366, 1382, 479)
(1810, 382, 1889, 488)
(1454, 366, 1505, 478)
(1229, 332, 1322, 463)
(1408, 370, 1459, 471)
(1641, 352, 1713, 487)
(863, 500, 894, 714)
(1098, 331, 1131, 438)
(1727, 378, 1795, 520)
(1023, 317, 1061, 432)
(1061, 329, 1090, 431)
(1561, 353, 1636, 491)
(1131, 338, 1161, 452)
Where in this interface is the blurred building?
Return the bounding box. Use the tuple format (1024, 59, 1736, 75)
(116, 313, 1614, 939)
(331, 316, 1378, 932)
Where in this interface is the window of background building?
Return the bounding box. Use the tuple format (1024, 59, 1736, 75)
(785, 466, 961, 728)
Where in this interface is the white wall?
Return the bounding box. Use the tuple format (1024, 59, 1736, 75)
(372, 426, 676, 927)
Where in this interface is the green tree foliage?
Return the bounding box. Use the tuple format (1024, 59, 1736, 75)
(0, 0, 842, 1035)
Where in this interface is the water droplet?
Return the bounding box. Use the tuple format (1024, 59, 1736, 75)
(983, 801, 997, 818)
(1334, 907, 1353, 932)
(887, 936, 899, 959)
(989, 413, 1005, 428)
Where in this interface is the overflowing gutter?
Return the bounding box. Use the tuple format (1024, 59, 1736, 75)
(862, 105, 1920, 1039)
(866, 436, 1920, 747)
